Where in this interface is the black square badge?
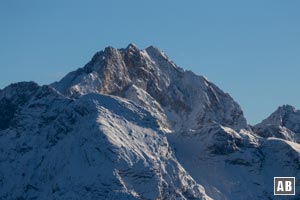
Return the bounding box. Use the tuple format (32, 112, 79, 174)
(274, 177, 295, 195)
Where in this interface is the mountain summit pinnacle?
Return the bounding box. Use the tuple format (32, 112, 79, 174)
(1, 44, 300, 200)
(52, 44, 248, 131)
(254, 104, 300, 141)
(126, 43, 139, 50)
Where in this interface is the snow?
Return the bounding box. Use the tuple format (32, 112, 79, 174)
(254, 104, 300, 142)
(1, 44, 300, 199)
(52, 44, 248, 132)
(0, 83, 212, 200)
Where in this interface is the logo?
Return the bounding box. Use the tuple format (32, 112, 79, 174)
(274, 177, 295, 195)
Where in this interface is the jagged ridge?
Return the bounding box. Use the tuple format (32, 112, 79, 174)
(52, 44, 248, 132)
(1, 44, 300, 200)
(0, 82, 211, 200)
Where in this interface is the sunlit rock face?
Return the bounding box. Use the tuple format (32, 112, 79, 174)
(52, 44, 248, 132)
(1, 44, 300, 200)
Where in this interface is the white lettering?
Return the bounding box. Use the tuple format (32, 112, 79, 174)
(277, 181, 284, 192)
(285, 181, 292, 191)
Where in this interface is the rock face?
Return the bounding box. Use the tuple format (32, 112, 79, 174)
(0, 82, 211, 200)
(1, 44, 300, 200)
(52, 44, 248, 132)
(254, 105, 300, 142)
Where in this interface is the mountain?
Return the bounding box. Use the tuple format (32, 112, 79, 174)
(254, 105, 300, 142)
(52, 44, 247, 132)
(0, 82, 211, 200)
(1, 44, 300, 200)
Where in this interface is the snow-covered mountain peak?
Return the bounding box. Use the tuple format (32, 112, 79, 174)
(125, 43, 139, 51)
(257, 105, 299, 127)
(254, 105, 300, 142)
(0, 81, 39, 98)
(275, 104, 298, 118)
(0, 81, 213, 200)
(52, 44, 248, 132)
(145, 45, 167, 59)
(2, 44, 300, 200)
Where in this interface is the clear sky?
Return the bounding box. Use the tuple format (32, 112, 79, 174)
(1, 0, 299, 125)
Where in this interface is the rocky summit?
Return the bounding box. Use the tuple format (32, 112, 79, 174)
(1, 44, 299, 200)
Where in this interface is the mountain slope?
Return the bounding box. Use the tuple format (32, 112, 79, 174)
(0, 82, 212, 200)
(52, 44, 248, 132)
(1, 44, 300, 200)
(253, 105, 300, 143)
(51, 44, 300, 200)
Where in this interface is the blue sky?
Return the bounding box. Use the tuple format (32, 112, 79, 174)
(1, 0, 299, 124)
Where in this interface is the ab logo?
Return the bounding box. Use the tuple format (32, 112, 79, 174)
(274, 177, 295, 195)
